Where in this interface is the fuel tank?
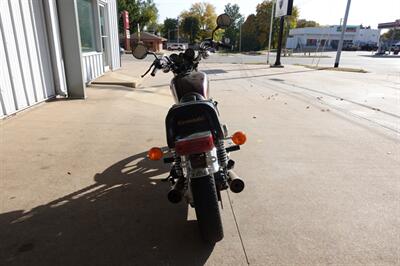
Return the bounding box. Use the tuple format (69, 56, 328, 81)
(170, 71, 209, 103)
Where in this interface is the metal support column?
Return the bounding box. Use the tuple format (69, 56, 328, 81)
(334, 0, 352, 68)
(273, 17, 285, 67)
(56, 0, 85, 98)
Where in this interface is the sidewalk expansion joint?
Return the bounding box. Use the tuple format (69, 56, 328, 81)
(227, 190, 250, 265)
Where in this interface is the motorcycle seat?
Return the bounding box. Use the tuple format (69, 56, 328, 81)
(180, 92, 206, 103)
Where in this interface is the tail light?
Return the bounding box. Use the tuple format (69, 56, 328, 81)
(175, 132, 214, 156)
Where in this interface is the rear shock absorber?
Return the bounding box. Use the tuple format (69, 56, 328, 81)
(172, 151, 183, 177)
(215, 141, 229, 191)
(216, 141, 228, 168)
(168, 151, 185, 203)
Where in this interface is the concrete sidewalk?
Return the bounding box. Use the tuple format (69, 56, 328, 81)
(91, 60, 151, 88)
(1, 61, 399, 265)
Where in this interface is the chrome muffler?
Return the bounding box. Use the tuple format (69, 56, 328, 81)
(167, 181, 185, 203)
(227, 170, 245, 193)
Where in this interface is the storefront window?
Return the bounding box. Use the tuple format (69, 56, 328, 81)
(306, 39, 317, 46)
(77, 0, 96, 52)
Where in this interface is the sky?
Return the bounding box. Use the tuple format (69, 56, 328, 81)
(155, 0, 400, 29)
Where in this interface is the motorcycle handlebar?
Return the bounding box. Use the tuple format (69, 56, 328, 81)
(150, 65, 158, 77)
(142, 40, 230, 78)
(141, 62, 155, 78)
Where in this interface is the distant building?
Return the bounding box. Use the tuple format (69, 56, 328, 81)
(286, 25, 380, 50)
(377, 19, 400, 53)
(130, 32, 167, 52)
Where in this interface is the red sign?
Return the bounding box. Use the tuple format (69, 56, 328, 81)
(122, 11, 129, 30)
(121, 11, 130, 50)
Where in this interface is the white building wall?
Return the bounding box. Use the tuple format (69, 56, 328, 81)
(1, 0, 121, 117)
(82, 52, 104, 83)
(43, 0, 68, 96)
(356, 29, 380, 44)
(0, 0, 56, 118)
(289, 26, 380, 49)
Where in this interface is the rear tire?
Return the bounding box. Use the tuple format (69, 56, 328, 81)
(191, 176, 224, 243)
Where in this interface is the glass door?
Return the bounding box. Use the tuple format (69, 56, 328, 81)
(99, 4, 110, 71)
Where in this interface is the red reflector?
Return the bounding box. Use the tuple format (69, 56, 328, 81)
(175, 132, 214, 156)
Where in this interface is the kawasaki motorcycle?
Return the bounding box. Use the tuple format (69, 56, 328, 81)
(132, 14, 246, 243)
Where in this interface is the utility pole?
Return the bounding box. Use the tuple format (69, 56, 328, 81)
(267, 0, 275, 64)
(177, 17, 180, 44)
(334, 0, 352, 68)
(272, 0, 293, 67)
(239, 22, 242, 52)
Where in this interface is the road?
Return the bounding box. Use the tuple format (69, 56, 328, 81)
(207, 51, 400, 75)
(1, 57, 399, 265)
(139, 50, 400, 75)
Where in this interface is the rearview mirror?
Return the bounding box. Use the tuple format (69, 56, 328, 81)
(216, 14, 232, 29)
(132, 44, 148, 59)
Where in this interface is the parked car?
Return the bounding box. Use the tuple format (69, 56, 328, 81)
(342, 43, 359, 51)
(168, 44, 185, 51)
(359, 43, 378, 51)
(390, 42, 400, 55)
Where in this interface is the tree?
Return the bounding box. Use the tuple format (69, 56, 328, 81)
(234, 1, 300, 52)
(223, 3, 244, 51)
(180, 2, 217, 40)
(296, 19, 319, 28)
(282, 6, 299, 47)
(139, 0, 158, 30)
(254, 1, 275, 49)
(117, 0, 158, 32)
(381, 29, 400, 41)
(181, 16, 201, 43)
(146, 22, 162, 35)
(162, 18, 179, 40)
(255, 1, 299, 49)
(241, 15, 260, 51)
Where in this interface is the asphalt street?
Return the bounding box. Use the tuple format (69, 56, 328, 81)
(142, 50, 400, 75)
(1, 57, 399, 265)
(205, 51, 400, 75)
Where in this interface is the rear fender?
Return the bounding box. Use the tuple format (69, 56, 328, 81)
(165, 101, 224, 148)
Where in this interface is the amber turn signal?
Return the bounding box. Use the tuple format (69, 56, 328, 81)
(231, 131, 247, 145)
(148, 147, 163, 160)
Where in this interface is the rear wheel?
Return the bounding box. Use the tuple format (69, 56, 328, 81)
(191, 176, 224, 243)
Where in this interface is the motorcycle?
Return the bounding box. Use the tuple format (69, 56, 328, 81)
(132, 14, 247, 243)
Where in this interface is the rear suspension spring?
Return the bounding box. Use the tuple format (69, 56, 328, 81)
(172, 151, 183, 177)
(216, 141, 228, 167)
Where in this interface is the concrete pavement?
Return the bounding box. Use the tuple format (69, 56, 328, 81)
(202, 51, 400, 75)
(0, 59, 399, 265)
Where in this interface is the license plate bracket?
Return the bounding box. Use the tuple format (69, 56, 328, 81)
(189, 153, 207, 169)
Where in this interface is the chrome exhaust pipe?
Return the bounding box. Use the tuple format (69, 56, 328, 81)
(167, 181, 184, 203)
(227, 170, 245, 193)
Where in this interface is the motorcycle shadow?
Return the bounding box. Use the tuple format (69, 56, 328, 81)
(0, 151, 214, 266)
